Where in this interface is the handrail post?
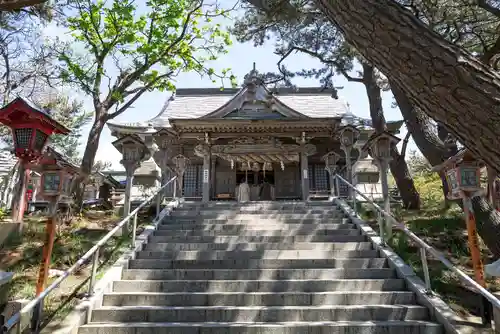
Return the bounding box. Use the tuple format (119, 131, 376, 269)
(377, 211, 386, 246)
(335, 176, 340, 198)
(352, 191, 357, 215)
(131, 213, 138, 249)
(156, 192, 161, 220)
(420, 248, 433, 295)
(30, 301, 43, 334)
(87, 248, 100, 296)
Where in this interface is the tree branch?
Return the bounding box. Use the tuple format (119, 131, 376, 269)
(280, 45, 363, 82)
(400, 131, 411, 159)
(106, 71, 174, 120)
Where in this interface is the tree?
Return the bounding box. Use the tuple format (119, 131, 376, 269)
(232, 1, 421, 209)
(245, 0, 500, 173)
(0, 8, 58, 104)
(32, 91, 92, 162)
(56, 0, 236, 205)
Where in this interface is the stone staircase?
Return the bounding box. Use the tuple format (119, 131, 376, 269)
(78, 201, 444, 334)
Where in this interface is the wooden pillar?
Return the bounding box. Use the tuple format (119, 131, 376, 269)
(300, 151, 309, 200)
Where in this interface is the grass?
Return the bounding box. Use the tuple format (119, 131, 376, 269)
(358, 201, 498, 319)
(0, 209, 152, 327)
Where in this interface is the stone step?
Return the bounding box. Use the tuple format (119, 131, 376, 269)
(143, 241, 373, 252)
(122, 268, 396, 280)
(91, 305, 428, 323)
(157, 223, 355, 231)
(102, 291, 416, 307)
(112, 279, 406, 293)
(163, 218, 351, 224)
(79, 321, 443, 334)
(153, 229, 361, 237)
(135, 250, 380, 260)
(173, 208, 344, 214)
(148, 235, 366, 244)
(169, 213, 345, 220)
(173, 206, 341, 212)
(127, 258, 387, 270)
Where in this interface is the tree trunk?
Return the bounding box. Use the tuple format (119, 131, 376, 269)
(313, 0, 500, 173)
(391, 80, 500, 258)
(75, 116, 106, 209)
(362, 63, 420, 209)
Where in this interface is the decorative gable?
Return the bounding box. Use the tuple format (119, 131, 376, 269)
(202, 69, 309, 120)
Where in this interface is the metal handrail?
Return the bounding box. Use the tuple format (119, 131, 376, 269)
(333, 173, 500, 311)
(2, 176, 178, 333)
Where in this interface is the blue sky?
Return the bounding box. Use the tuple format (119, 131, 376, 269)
(43, 5, 415, 170)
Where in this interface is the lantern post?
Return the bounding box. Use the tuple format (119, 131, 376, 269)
(0, 97, 70, 232)
(27, 147, 79, 332)
(112, 135, 150, 218)
(172, 154, 189, 198)
(432, 149, 492, 326)
(339, 125, 360, 200)
(362, 131, 400, 241)
(323, 151, 341, 197)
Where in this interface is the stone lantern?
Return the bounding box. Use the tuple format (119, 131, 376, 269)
(362, 131, 400, 240)
(339, 124, 360, 199)
(112, 135, 150, 217)
(323, 151, 341, 196)
(0, 97, 70, 227)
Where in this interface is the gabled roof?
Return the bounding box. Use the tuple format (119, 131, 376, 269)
(0, 97, 70, 135)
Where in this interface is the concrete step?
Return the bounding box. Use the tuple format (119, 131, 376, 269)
(157, 223, 355, 231)
(135, 250, 380, 260)
(127, 258, 387, 270)
(112, 279, 407, 293)
(148, 235, 366, 243)
(163, 218, 351, 224)
(143, 241, 373, 252)
(79, 321, 443, 334)
(91, 305, 428, 322)
(153, 229, 361, 237)
(122, 268, 396, 280)
(102, 291, 416, 307)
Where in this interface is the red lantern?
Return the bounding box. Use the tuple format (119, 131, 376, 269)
(0, 97, 70, 163)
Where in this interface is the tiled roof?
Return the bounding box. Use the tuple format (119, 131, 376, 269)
(148, 87, 348, 127)
(109, 87, 351, 130)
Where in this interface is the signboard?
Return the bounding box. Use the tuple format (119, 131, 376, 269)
(203, 169, 209, 183)
(303, 169, 308, 179)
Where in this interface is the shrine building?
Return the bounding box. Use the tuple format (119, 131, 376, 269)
(107, 69, 403, 202)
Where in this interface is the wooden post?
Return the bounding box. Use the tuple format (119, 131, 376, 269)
(462, 196, 486, 286)
(463, 195, 491, 326)
(35, 201, 58, 296)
